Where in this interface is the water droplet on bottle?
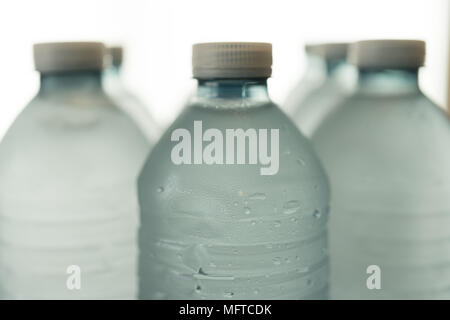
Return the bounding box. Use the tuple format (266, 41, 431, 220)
(296, 266, 309, 273)
(250, 220, 257, 226)
(198, 268, 207, 275)
(248, 192, 266, 200)
(157, 187, 164, 193)
(274, 220, 281, 227)
(272, 257, 281, 265)
(313, 209, 321, 219)
(244, 207, 251, 215)
(283, 200, 301, 214)
(297, 158, 306, 166)
(233, 201, 239, 207)
(223, 291, 234, 298)
(254, 289, 259, 295)
(306, 279, 313, 287)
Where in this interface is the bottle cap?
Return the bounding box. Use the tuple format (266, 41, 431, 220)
(305, 42, 348, 61)
(348, 39, 425, 69)
(34, 42, 106, 73)
(192, 42, 272, 79)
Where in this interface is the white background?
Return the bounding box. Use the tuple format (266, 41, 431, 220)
(0, 0, 448, 137)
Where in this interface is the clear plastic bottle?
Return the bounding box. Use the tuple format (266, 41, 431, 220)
(104, 46, 161, 143)
(312, 40, 450, 299)
(0, 42, 150, 299)
(283, 44, 327, 116)
(288, 43, 356, 137)
(138, 42, 330, 300)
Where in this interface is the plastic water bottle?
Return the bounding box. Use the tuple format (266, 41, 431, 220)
(0, 42, 150, 299)
(312, 40, 450, 299)
(104, 46, 161, 143)
(283, 44, 327, 116)
(287, 43, 356, 137)
(138, 42, 330, 299)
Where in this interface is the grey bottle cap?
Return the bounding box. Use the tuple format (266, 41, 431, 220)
(108, 46, 123, 67)
(348, 39, 425, 69)
(34, 42, 106, 73)
(192, 42, 272, 79)
(305, 42, 349, 61)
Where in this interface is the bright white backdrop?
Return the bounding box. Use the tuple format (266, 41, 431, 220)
(0, 0, 448, 138)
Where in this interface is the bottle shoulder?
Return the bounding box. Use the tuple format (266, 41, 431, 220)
(0, 91, 149, 149)
(312, 90, 450, 188)
(139, 101, 330, 201)
(314, 90, 450, 137)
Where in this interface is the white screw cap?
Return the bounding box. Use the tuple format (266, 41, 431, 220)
(305, 42, 349, 61)
(348, 39, 425, 69)
(192, 42, 272, 79)
(34, 42, 106, 73)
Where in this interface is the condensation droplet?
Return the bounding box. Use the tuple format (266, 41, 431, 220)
(249, 192, 266, 200)
(272, 257, 281, 265)
(274, 220, 281, 227)
(244, 207, 251, 215)
(254, 289, 259, 295)
(297, 158, 306, 166)
(283, 200, 301, 215)
(251, 220, 257, 226)
(313, 209, 321, 219)
(224, 291, 234, 298)
(157, 187, 164, 193)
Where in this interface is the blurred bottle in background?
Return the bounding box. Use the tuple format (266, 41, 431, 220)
(104, 46, 161, 143)
(313, 40, 450, 299)
(283, 44, 327, 116)
(286, 43, 356, 137)
(0, 42, 149, 299)
(138, 42, 330, 300)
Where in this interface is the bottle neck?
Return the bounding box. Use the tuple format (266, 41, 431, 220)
(357, 68, 420, 95)
(326, 59, 347, 76)
(39, 71, 103, 95)
(196, 78, 270, 104)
